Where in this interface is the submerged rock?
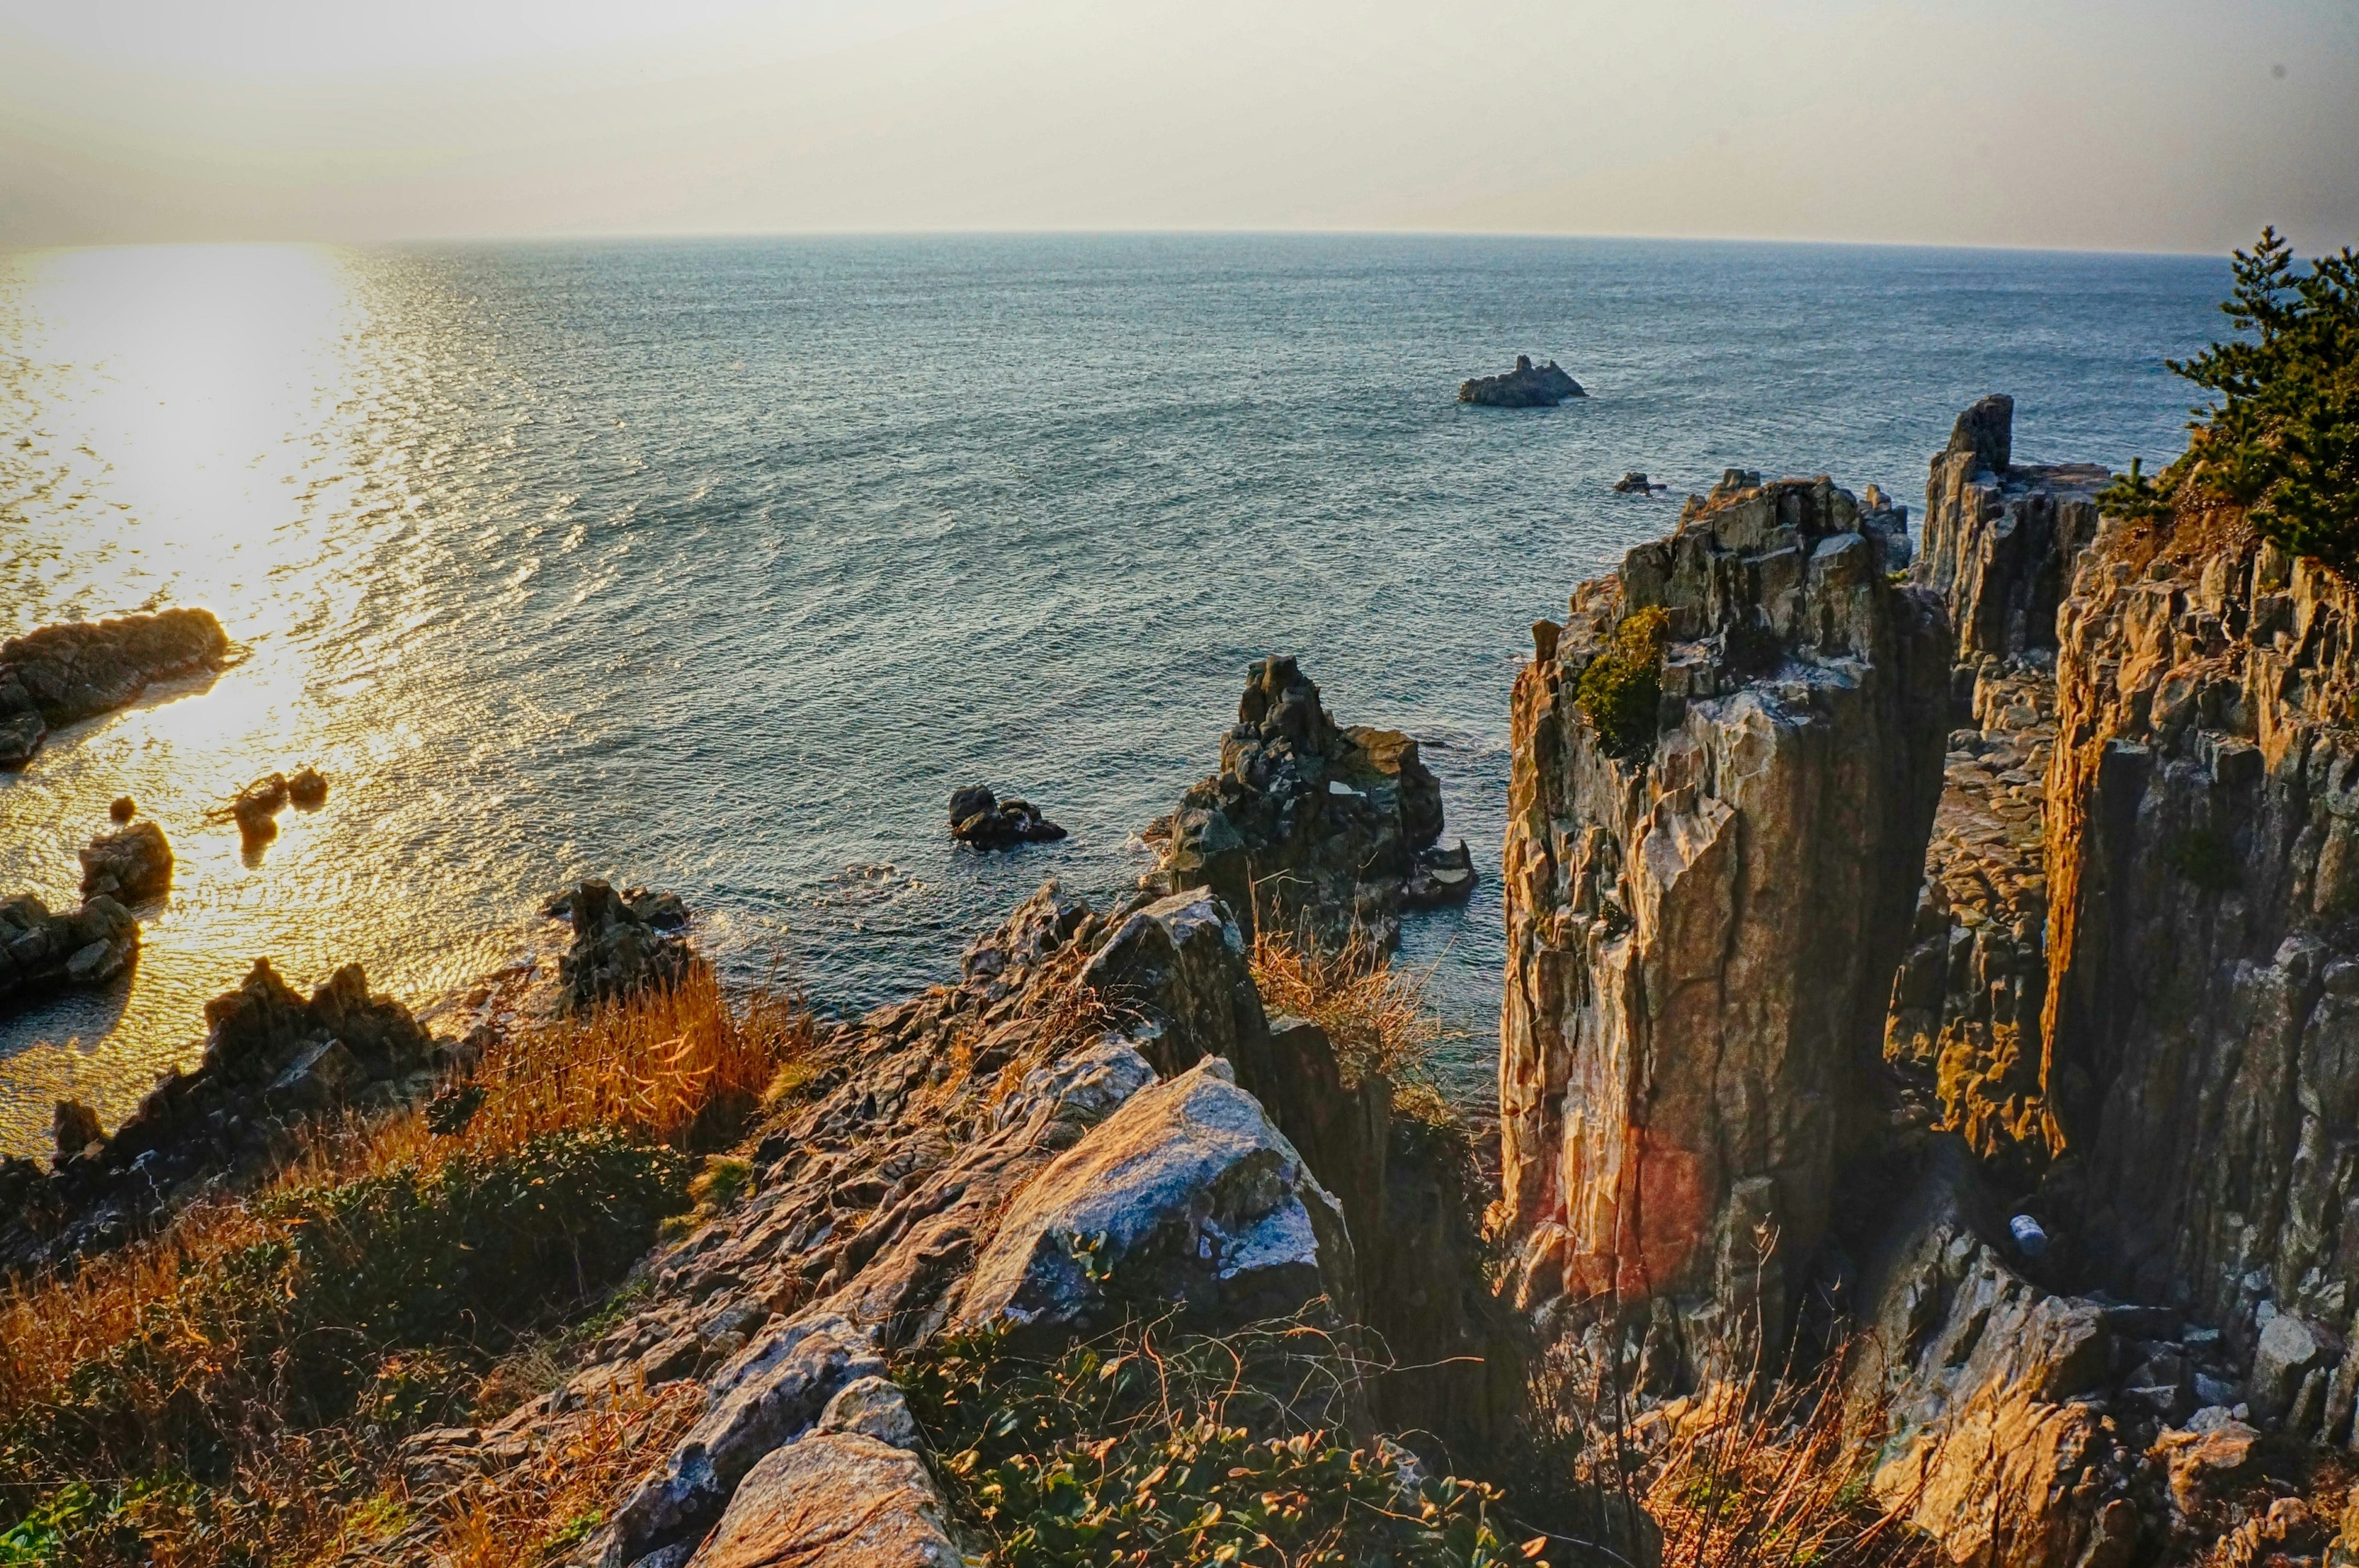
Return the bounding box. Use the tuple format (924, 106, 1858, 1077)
(1146, 655, 1469, 951)
(1458, 354, 1585, 407)
(947, 784, 1066, 849)
(0, 608, 229, 769)
(555, 877, 695, 1013)
(79, 819, 172, 903)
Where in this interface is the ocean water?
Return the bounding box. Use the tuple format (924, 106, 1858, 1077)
(0, 234, 2228, 1157)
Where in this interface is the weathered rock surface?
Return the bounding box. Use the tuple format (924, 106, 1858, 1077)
(555, 878, 695, 1013)
(1146, 656, 1471, 950)
(2037, 496, 2359, 1389)
(947, 785, 1065, 849)
(0, 891, 138, 1015)
(1459, 354, 1585, 407)
(686, 1431, 962, 1568)
(1499, 469, 1951, 1360)
(0, 958, 453, 1274)
(79, 819, 173, 903)
(0, 608, 229, 768)
(956, 1056, 1359, 1340)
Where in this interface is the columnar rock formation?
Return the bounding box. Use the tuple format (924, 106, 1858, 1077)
(1885, 399, 2108, 1166)
(1499, 471, 1951, 1355)
(0, 608, 230, 768)
(1148, 656, 1474, 950)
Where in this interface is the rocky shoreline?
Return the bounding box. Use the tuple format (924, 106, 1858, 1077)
(0, 607, 230, 768)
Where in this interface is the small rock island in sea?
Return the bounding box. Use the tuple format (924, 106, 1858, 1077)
(1457, 353, 1585, 407)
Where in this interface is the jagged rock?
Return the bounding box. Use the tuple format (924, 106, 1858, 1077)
(0, 608, 229, 769)
(1149, 656, 1463, 950)
(1, 957, 442, 1275)
(2035, 499, 2359, 1361)
(1079, 887, 1268, 1075)
(1500, 470, 1951, 1355)
(1614, 472, 1664, 496)
(1917, 395, 2107, 664)
(1859, 481, 1914, 572)
(555, 878, 695, 1013)
(686, 1432, 961, 1568)
(1459, 354, 1585, 407)
(79, 819, 172, 903)
(947, 785, 1065, 849)
(815, 1376, 920, 1448)
(608, 1313, 886, 1562)
(53, 1100, 102, 1161)
(2250, 1311, 2331, 1422)
(956, 1057, 1359, 1338)
(0, 891, 137, 1015)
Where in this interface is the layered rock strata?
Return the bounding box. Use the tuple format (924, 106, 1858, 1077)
(1499, 471, 1951, 1361)
(1147, 655, 1474, 951)
(0, 608, 230, 768)
(0, 959, 455, 1274)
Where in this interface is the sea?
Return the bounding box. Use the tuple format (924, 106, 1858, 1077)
(0, 233, 2230, 1158)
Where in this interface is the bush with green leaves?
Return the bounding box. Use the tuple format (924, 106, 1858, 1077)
(896, 1319, 1526, 1568)
(1574, 607, 1671, 763)
(2157, 227, 2359, 573)
(2, 1128, 692, 1508)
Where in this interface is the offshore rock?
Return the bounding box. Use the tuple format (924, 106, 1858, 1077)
(0, 607, 229, 768)
(1459, 353, 1585, 407)
(0, 891, 138, 1015)
(2039, 501, 2359, 1375)
(79, 819, 173, 903)
(947, 784, 1066, 849)
(555, 878, 695, 1013)
(955, 1057, 1360, 1340)
(0, 958, 446, 1274)
(1148, 655, 1467, 950)
(1500, 469, 1950, 1358)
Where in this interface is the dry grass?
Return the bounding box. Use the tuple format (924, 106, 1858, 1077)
(1248, 924, 1453, 1112)
(1525, 1328, 1930, 1568)
(0, 969, 816, 1566)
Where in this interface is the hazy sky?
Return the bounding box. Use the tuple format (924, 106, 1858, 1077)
(2, 0, 2353, 252)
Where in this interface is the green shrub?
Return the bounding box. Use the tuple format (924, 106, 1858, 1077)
(2167, 227, 2359, 574)
(1575, 607, 1671, 763)
(2165, 829, 2239, 893)
(4, 1129, 692, 1495)
(896, 1320, 1517, 1568)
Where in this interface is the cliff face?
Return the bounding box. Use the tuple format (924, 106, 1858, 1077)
(1885, 400, 2107, 1168)
(2043, 508, 2359, 1353)
(1500, 473, 1950, 1351)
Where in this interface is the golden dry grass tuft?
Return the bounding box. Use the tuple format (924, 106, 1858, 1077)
(0, 967, 816, 1566)
(1248, 924, 1455, 1118)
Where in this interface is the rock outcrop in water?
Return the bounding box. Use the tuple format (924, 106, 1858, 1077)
(0, 958, 454, 1274)
(1459, 354, 1586, 407)
(0, 608, 230, 768)
(554, 878, 697, 1013)
(79, 819, 173, 903)
(1144, 655, 1474, 950)
(0, 892, 137, 1015)
(1498, 470, 1952, 1364)
(947, 785, 1066, 848)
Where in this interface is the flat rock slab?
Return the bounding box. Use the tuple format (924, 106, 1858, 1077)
(687, 1432, 961, 1568)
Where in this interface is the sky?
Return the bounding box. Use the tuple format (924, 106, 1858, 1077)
(1, 0, 2354, 253)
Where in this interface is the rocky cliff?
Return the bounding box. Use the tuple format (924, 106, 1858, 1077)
(1499, 469, 1952, 1362)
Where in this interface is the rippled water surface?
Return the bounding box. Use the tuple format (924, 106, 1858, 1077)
(0, 235, 2228, 1154)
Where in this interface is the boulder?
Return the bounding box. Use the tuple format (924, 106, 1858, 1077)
(108, 796, 135, 824)
(955, 1058, 1359, 1339)
(1458, 354, 1586, 407)
(52, 1100, 103, 1162)
(286, 767, 327, 807)
(79, 819, 172, 903)
(608, 1313, 885, 1562)
(1614, 472, 1661, 495)
(1079, 887, 1267, 1075)
(0, 608, 229, 769)
(556, 878, 695, 1013)
(0, 892, 137, 1015)
(2250, 1313, 2328, 1422)
(685, 1432, 961, 1568)
(947, 785, 1066, 849)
